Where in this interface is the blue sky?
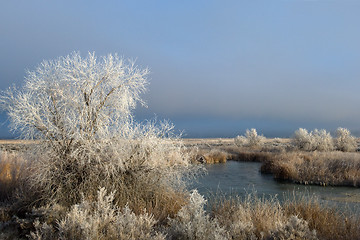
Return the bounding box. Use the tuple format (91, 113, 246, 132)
(1, 0, 360, 138)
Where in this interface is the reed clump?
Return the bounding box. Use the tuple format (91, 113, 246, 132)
(0, 151, 31, 202)
(195, 149, 228, 164)
(283, 194, 360, 240)
(211, 193, 359, 240)
(261, 151, 360, 187)
(228, 149, 274, 162)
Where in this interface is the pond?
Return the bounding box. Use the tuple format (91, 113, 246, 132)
(189, 161, 360, 212)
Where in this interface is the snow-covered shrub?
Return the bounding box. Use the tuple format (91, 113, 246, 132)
(269, 215, 318, 240)
(246, 128, 265, 147)
(293, 128, 333, 151)
(234, 128, 265, 147)
(30, 188, 165, 240)
(168, 189, 228, 240)
(293, 128, 314, 151)
(234, 135, 247, 147)
(312, 129, 334, 152)
(0, 52, 194, 213)
(335, 127, 357, 152)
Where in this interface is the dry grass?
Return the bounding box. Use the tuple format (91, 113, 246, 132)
(283, 194, 360, 240)
(212, 194, 287, 239)
(226, 147, 274, 162)
(194, 149, 228, 164)
(112, 176, 188, 222)
(261, 151, 360, 186)
(0, 151, 29, 202)
(182, 138, 234, 147)
(186, 140, 280, 164)
(30, 188, 167, 240)
(0, 140, 36, 145)
(211, 193, 359, 240)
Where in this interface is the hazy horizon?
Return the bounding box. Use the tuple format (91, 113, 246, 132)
(1, 1, 360, 138)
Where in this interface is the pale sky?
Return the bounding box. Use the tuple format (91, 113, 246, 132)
(1, 0, 360, 138)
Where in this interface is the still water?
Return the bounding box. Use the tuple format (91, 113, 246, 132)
(190, 161, 360, 212)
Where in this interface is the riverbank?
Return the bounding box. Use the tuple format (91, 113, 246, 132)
(183, 138, 360, 188)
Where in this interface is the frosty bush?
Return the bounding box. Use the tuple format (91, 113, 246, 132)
(312, 129, 334, 152)
(168, 189, 228, 240)
(269, 215, 318, 240)
(234, 128, 265, 147)
(293, 128, 314, 151)
(335, 127, 357, 152)
(30, 188, 165, 240)
(0, 52, 193, 211)
(234, 135, 247, 147)
(293, 128, 333, 151)
(246, 128, 265, 147)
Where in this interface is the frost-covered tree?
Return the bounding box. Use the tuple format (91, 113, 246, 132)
(293, 128, 314, 151)
(234, 128, 265, 148)
(246, 128, 265, 147)
(312, 129, 334, 151)
(335, 127, 357, 152)
(293, 128, 334, 151)
(2, 52, 148, 153)
(0, 52, 192, 209)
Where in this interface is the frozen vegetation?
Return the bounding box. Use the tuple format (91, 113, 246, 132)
(0, 53, 359, 239)
(234, 128, 266, 148)
(292, 127, 357, 152)
(0, 52, 194, 238)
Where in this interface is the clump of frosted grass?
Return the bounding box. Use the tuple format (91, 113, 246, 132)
(30, 188, 165, 240)
(168, 189, 228, 240)
(269, 215, 318, 240)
